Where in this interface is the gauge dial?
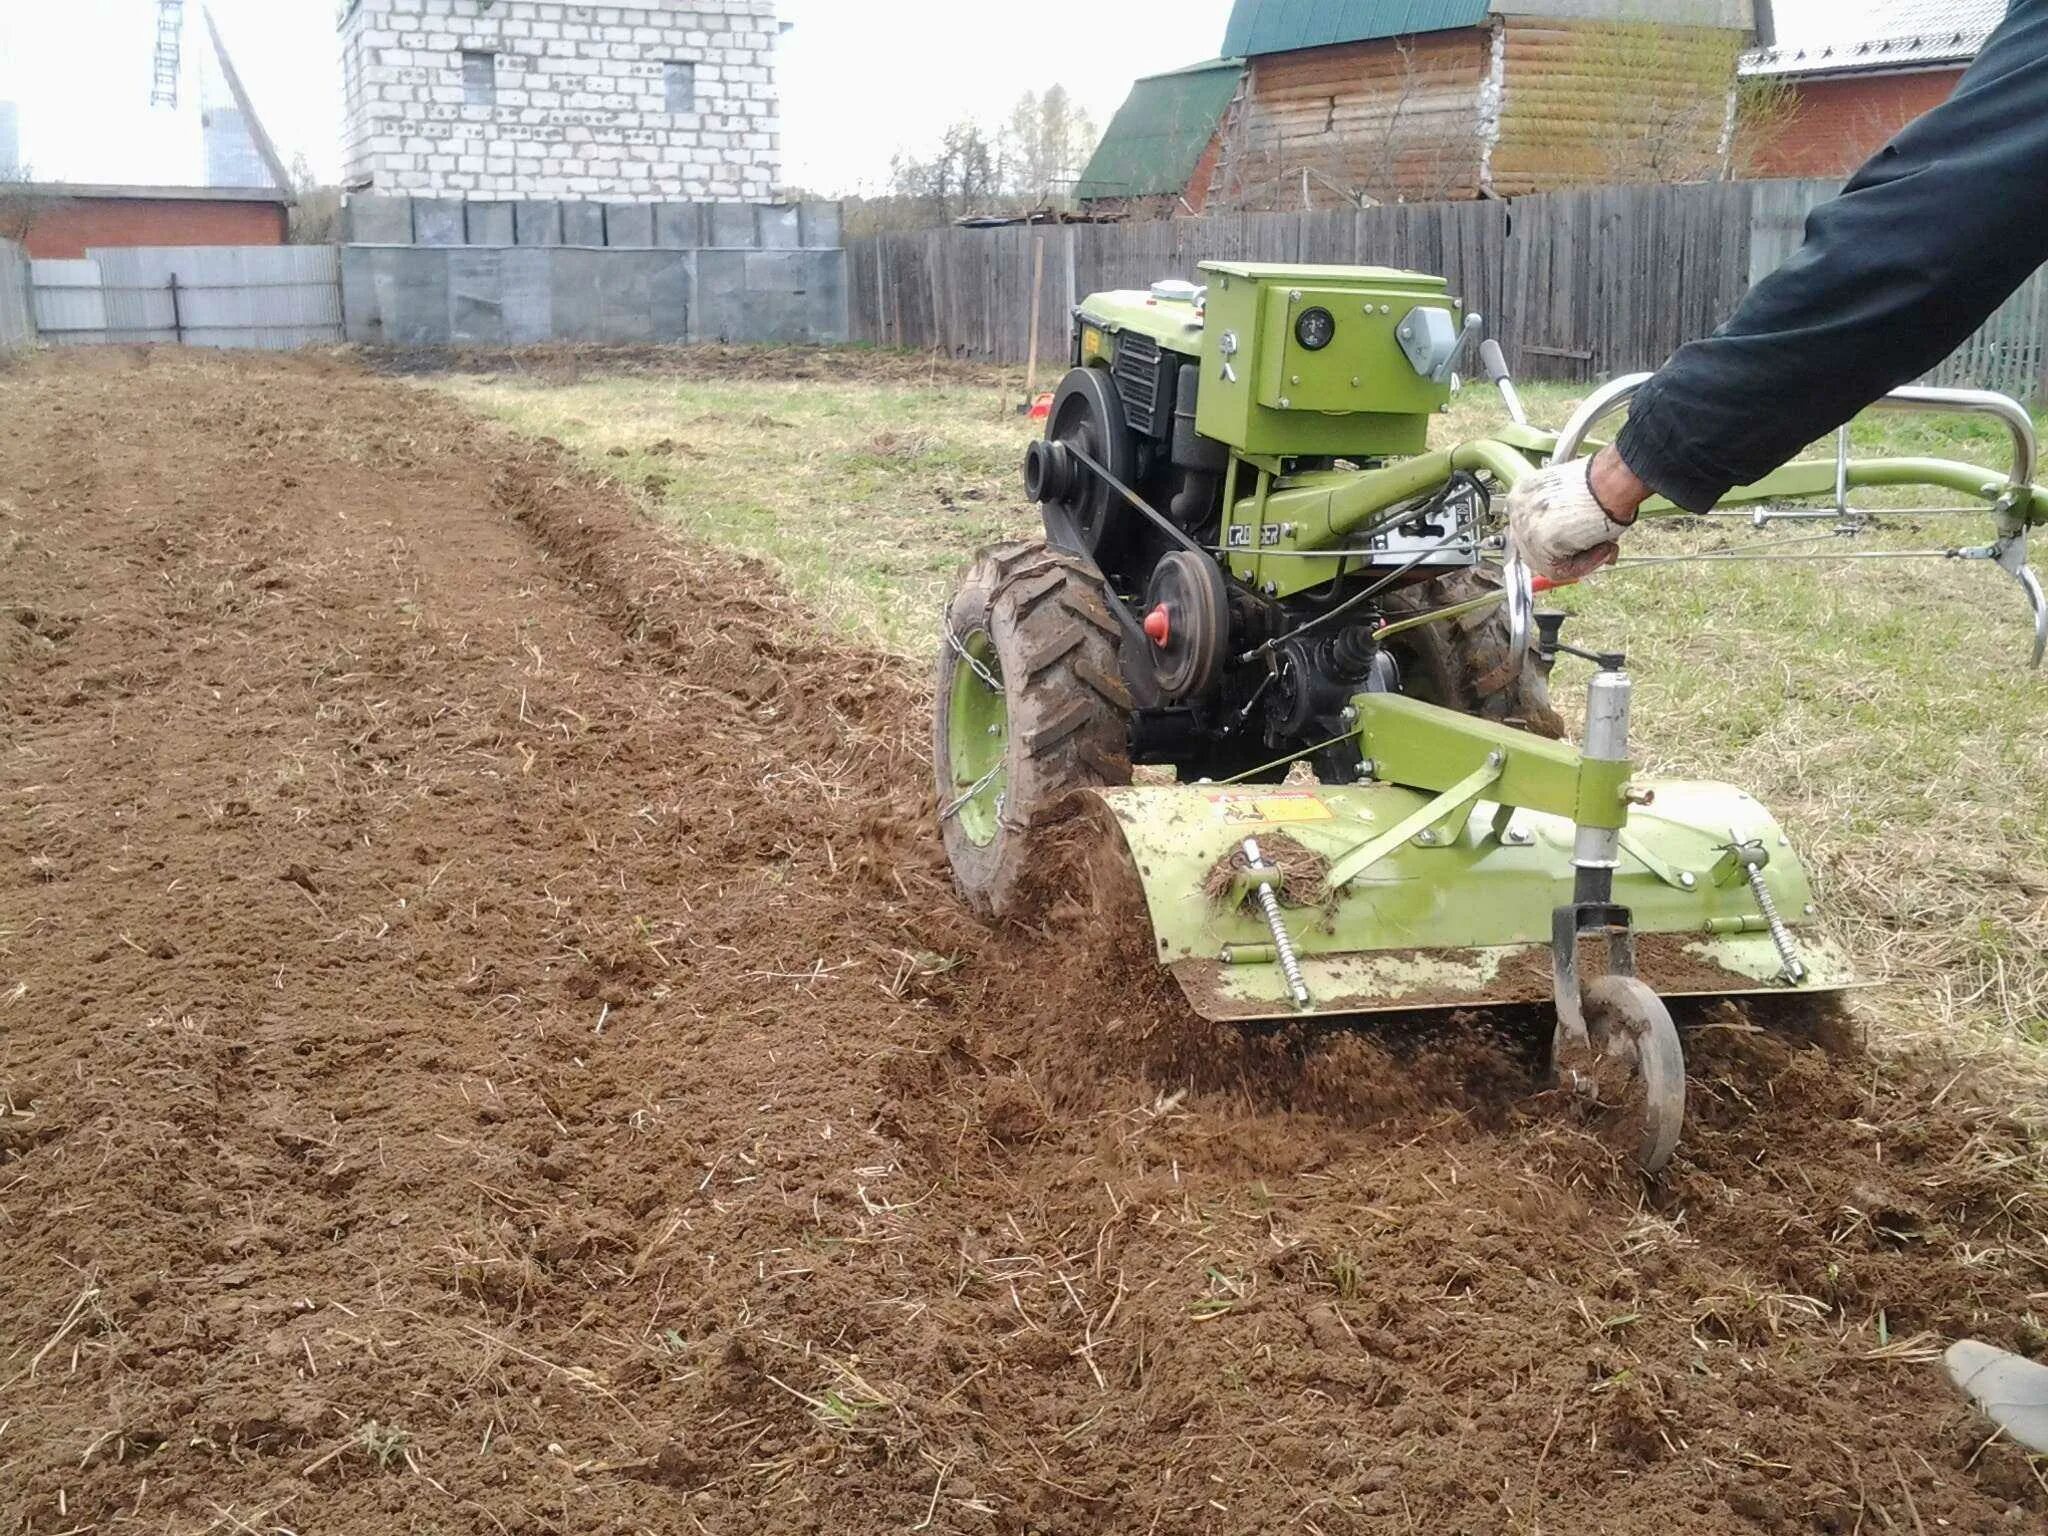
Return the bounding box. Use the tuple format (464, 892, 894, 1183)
(1295, 306, 1336, 351)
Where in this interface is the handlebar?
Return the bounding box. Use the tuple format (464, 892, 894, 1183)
(1506, 380, 2043, 662)
(1553, 376, 2037, 501)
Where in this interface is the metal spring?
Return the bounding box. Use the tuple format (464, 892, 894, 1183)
(1747, 866, 1808, 984)
(1244, 839, 1311, 1007)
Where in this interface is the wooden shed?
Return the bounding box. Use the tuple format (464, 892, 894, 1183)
(1076, 60, 1249, 219)
(1209, 0, 1755, 210)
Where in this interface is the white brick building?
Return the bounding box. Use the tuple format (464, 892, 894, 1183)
(339, 0, 780, 201)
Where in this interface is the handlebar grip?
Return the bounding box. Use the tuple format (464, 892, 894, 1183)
(1480, 339, 1510, 384)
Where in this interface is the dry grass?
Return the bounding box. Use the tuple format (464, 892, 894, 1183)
(436, 368, 1036, 655)
(433, 361, 2048, 1087)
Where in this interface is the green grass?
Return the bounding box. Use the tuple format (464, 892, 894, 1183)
(436, 358, 2048, 1071)
(438, 367, 1041, 654)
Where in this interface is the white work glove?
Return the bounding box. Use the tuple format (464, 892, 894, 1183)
(1506, 460, 1633, 583)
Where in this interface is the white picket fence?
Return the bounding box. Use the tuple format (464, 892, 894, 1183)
(29, 245, 342, 349)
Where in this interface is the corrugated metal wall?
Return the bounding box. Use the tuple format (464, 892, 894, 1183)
(27, 246, 342, 349)
(29, 259, 108, 346)
(89, 246, 342, 349)
(0, 240, 33, 348)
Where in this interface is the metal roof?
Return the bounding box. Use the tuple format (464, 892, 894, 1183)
(26, 182, 291, 204)
(1220, 0, 1490, 57)
(1220, 1, 1754, 58)
(1742, 0, 2005, 77)
(1075, 59, 1245, 202)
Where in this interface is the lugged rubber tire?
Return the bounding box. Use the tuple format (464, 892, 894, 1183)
(1379, 566, 1565, 738)
(934, 541, 1133, 919)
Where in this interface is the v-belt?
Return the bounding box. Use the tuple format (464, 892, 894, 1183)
(1060, 441, 1212, 560)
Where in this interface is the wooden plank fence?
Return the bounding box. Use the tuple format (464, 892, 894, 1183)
(849, 179, 2047, 401)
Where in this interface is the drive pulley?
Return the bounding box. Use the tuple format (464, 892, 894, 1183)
(1022, 368, 1134, 560)
(1139, 549, 1230, 701)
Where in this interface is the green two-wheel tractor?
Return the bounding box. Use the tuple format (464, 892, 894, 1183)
(933, 260, 2047, 1172)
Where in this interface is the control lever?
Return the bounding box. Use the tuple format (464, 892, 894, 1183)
(1434, 313, 1484, 385)
(1480, 339, 1528, 426)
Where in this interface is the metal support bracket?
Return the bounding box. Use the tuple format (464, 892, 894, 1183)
(1551, 901, 1637, 1059)
(1488, 802, 1534, 848)
(1617, 828, 1697, 892)
(1326, 755, 1503, 889)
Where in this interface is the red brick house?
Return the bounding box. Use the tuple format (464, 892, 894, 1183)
(12, 184, 291, 261)
(1738, 0, 2003, 177)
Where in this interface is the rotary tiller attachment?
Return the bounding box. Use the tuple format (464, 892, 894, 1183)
(1091, 656, 1848, 1174)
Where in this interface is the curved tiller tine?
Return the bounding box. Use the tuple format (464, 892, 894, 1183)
(1995, 531, 2048, 669)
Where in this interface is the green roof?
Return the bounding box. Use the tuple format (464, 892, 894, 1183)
(1075, 59, 1243, 202)
(1220, 0, 1492, 57)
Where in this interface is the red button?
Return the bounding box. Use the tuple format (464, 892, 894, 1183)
(1143, 605, 1172, 646)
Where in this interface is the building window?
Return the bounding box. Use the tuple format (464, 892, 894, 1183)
(462, 50, 496, 108)
(664, 61, 697, 113)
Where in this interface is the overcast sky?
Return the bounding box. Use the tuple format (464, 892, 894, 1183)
(0, 0, 1240, 193)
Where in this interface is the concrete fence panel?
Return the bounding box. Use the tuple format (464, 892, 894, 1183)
(449, 250, 508, 345)
(604, 204, 656, 249)
(514, 201, 564, 247)
(708, 203, 758, 250)
(466, 202, 517, 247)
(340, 242, 845, 348)
(656, 203, 706, 249)
(562, 202, 608, 248)
(344, 195, 416, 245)
(337, 192, 849, 347)
(413, 198, 468, 247)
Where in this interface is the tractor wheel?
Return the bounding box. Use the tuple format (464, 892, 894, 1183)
(934, 541, 1134, 918)
(1380, 566, 1565, 738)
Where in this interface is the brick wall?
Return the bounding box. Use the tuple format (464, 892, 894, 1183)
(340, 0, 779, 201)
(23, 198, 289, 260)
(1740, 68, 1964, 178)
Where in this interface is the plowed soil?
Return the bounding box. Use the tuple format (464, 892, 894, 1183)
(3, 349, 2045, 1536)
